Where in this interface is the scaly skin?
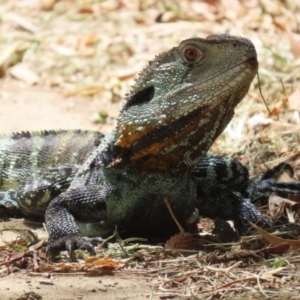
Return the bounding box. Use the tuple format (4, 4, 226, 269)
(1, 34, 282, 257)
(0, 130, 103, 217)
(44, 34, 261, 254)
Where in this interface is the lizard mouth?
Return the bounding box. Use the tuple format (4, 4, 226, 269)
(245, 56, 258, 70)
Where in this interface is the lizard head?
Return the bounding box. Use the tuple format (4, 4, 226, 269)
(102, 34, 258, 175)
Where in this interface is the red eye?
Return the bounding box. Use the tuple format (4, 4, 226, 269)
(184, 47, 200, 61)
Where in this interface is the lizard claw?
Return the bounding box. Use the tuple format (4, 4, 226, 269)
(47, 235, 103, 261)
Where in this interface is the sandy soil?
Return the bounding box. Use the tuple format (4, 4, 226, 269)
(1, 265, 153, 300)
(0, 81, 121, 135)
(0, 271, 154, 300)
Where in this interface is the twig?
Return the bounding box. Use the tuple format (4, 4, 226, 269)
(164, 198, 185, 233)
(0, 251, 32, 267)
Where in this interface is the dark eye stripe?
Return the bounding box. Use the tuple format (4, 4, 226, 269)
(122, 86, 155, 111)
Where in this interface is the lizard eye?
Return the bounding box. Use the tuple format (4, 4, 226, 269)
(183, 47, 202, 62)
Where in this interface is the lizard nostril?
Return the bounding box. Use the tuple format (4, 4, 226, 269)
(246, 56, 258, 70)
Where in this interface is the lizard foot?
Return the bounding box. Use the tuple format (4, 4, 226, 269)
(47, 235, 103, 261)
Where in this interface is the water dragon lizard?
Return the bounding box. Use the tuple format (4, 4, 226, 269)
(1, 34, 298, 257)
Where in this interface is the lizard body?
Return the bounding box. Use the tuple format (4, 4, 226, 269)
(1, 34, 293, 256)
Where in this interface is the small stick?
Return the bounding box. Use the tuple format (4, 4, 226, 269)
(256, 71, 271, 114)
(164, 198, 185, 233)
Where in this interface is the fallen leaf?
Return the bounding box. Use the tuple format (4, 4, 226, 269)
(288, 89, 300, 111)
(165, 232, 205, 254)
(288, 30, 300, 59)
(7, 13, 38, 33)
(84, 256, 120, 269)
(81, 33, 99, 47)
(44, 256, 125, 273)
(277, 170, 294, 182)
(265, 242, 290, 255)
(41, 0, 59, 11)
(249, 221, 300, 250)
(116, 69, 137, 81)
(269, 194, 300, 218)
(64, 85, 104, 97)
(286, 207, 295, 223)
(259, 267, 286, 280)
(0, 42, 26, 77)
(49, 44, 77, 56)
(78, 7, 94, 14)
(272, 18, 287, 31)
(9, 63, 40, 85)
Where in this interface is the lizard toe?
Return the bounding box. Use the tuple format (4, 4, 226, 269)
(47, 235, 103, 261)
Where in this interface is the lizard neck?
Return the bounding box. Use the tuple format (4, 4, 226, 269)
(99, 88, 247, 176)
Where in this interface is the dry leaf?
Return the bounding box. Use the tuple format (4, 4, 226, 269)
(78, 7, 94, 14)
(80, 33, 99, 47)
(190, 2, 217, 21)
(64, 85, 104, 97)
(165, 233, 205, 255)
(270, 106, 281, 117)
(288, 30, 300, 59)
(0, 42, 26, 76)
(272, 18, 287, 31)
(288, 89, 300, 111)
(41, 0, 59, 11)
(286, 207, 295, 223)
(49, 44, 77, 56)
(249, 221, 300, 250)
(259, 267, 286, 280)
(269, 194, 300, 220)
(84, 256, 120, 269)
(44, 256, 125, 273)
(7, 13, 38, 33)
(288, 193, 300, 202)
(9, 63, 40, 85)
(277, 171, 294, 183)
(116, 69, 137, 81)
(277, 137, 289, 155)
(265, 242, 290, 255)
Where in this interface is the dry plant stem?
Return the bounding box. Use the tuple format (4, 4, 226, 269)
(33, 249, 39, 271)
(207, 249, 264, 264)
(0, 250, 32, 267)
(256, 71, 271, 114)
(206, 261, 242, 273)
(163, 198, 185, 233)
(256, 270, 268, 298)
(99, 231, 117, 248)
(218, 276, 257, 290)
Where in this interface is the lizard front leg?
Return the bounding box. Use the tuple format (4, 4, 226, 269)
(45, 185, 109, 258)
(193, 155, 268, 234)
(195, 177, 267, 235)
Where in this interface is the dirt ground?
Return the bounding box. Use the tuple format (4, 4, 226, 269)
(0, 81, 118, 135)
(1, 260, 153, 300)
